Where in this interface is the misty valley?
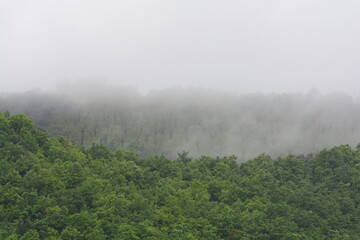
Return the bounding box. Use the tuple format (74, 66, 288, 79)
(1, 87, 360, 239)
(3, 0, 360, 238)
(1, 85, 360, 160)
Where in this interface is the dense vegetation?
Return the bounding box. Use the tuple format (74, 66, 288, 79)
(2, 112, 360, 239)
(1, 84, 360, 159)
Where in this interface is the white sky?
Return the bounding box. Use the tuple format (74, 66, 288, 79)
(1, 0, 360, 95)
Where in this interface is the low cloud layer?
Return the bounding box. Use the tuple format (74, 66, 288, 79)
(1, 0, 360, 95)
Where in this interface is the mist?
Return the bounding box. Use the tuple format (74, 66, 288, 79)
(4, 1, 360, 237)
(2, 1, 360, 158)
(1, 82, 360, 160)
(1, 0, 360, 95)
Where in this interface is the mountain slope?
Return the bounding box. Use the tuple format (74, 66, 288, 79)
(1, 112, 360, 239)
(1, 89, 360, 160)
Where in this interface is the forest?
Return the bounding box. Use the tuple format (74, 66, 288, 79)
(2, 112, 360, 239)
(1, 83, 360, 160)
(3, 0, 360, 238)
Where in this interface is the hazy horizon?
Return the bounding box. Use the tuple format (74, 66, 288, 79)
(1, 0, 360, 95)
(0, 80, 357, 100)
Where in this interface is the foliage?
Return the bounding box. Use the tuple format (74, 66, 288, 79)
(1, 113, 360, 239)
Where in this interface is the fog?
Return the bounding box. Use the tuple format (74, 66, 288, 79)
(2, 1, 360, 159)
(1, 0, 360, 95)
(2, 83, 360, 160)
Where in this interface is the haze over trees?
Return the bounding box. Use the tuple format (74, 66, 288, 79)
(2, 0, 360, 238)
(1, 82, 360, 160)
(2, 112, 360, 239)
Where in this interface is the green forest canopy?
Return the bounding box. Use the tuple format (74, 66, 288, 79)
(1, 112, 360, 239)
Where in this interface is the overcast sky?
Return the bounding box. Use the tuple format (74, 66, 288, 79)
(1, 0, 360, 95)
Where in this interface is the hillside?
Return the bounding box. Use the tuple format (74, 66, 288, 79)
(1, 86, 360, 159)
(1, 112, 360, 239)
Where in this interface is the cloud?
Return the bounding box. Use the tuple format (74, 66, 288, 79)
(1, 0, 360, 95)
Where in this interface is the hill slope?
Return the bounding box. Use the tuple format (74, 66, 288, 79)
(1, 112, 360, 239)
(1, 87, 360, 159)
